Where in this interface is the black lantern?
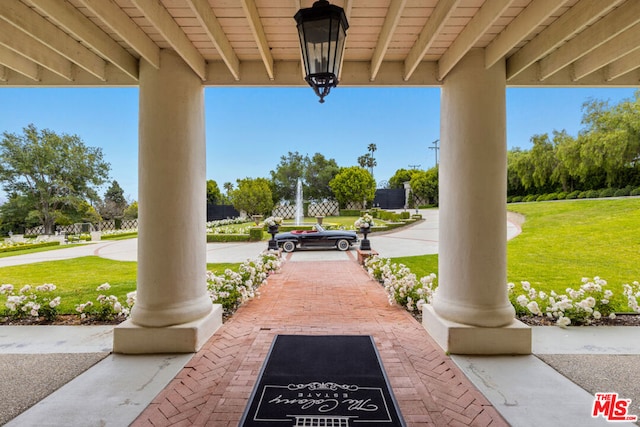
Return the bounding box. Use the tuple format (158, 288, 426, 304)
(294, 0, 349, 103)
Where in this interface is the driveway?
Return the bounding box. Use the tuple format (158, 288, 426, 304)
(0, 209, 523, 267)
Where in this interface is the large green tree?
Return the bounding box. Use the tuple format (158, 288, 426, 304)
(206, 179, 222, 204)
(388, 168, 417, 188)
(409, 168, 438, 205)
(329, 166, 375, 208)
(270, 151, 306, 203)
(304, 153, 339, 201)
(98, 180, 128, 220)
(0, 124, 110, 234)
(231, 177, 274, 216)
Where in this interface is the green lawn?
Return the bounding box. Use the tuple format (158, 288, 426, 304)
(391, 198, 640, 310)
(0, 257, 240, 314)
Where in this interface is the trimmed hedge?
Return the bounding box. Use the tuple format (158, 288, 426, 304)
(249, 227, 263, 241)
(0, 241, 60, 253)
(207, 234, 250, 243)
(339, 209, 361, 216)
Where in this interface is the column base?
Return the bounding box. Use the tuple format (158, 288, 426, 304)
(113, 305, 222, 354)
(422, 305, 531, 355)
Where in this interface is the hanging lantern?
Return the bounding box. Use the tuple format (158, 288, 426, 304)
(294, 0, 349, 103)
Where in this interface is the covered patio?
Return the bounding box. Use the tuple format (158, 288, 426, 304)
(1, 0, 638, 355)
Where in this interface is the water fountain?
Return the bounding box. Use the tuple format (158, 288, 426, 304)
(295, 178, 303, 225)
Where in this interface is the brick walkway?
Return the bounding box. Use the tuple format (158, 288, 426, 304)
(132, 254, 508, 426)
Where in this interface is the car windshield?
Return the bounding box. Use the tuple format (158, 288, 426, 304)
(313, 224, 325, 232)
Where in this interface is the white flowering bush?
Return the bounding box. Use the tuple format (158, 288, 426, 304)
(364, 256, 640, 328)
(365, 255, 437, 313)
(354, 213, 375, 229)
(206, 252, 282, 314)
(622, 281, 640, 313)
(264, 216, 283, 227)
(0, 283, 61, 321)
(101, 228, 138, 237)
(508, 277, 619, 327)
(75, 283, 132, 321)
(205, 217, 253, 234)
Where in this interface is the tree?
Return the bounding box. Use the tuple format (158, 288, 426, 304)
(329, 167, 376, 208)
(0, 124, 110, 234)
(0, 193, 40, 235)
(123, 201, 138, 219)
(304, 153, 339, 201)
(410, 168, 438, 205)
(99, 180, 128, 220)
(388, 168, 417, 188)
(231, 177, 274, 216)
(270, 151, 307, 203)
(357, 143, 378, 177)
(206, 179, 222, 204)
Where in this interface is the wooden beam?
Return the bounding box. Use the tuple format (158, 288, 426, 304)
(606, 49, 640, 82)
(0, 44, 39, 81)
(404, 0, 460, 81)
(573, 23, 640, 81)
(0, 64, 6, 81)
(370, 0, 406, 81)
(130, 0, 206, 80)
(0, 0, 105, 80)
(186, 0, 239, 80)
(485, 0, 564, 68)
(506, 0, 621, 80)
(241, 0, 274, 80)
(0, 20, 71, 80)
(30, 0, 138, 80)
(438, 0, 514, 80)
(77, 0, 159, 70)
(539, 0, 640, 80)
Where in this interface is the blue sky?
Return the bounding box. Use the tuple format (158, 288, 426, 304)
(0, 85, 636, 203)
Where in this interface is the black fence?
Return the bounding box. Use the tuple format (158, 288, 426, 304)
(207, 204, 240, 221)
(374, 189, 406, 209)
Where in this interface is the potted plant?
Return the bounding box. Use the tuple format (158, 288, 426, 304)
(354, 213, 374, 250)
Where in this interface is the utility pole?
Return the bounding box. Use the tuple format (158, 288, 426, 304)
(429, 139, 440, 167)
(408, 164, 421, 170)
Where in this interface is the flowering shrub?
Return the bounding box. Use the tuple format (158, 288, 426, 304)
(75, 283, 132, 321)
(509, 277, 621, 327)
(0, 283, 61, 321)
(365, 255, 437, 313)
(101, 228, 138, 237)
(365, 256, 640, 328)
(622, 281, 640, 313)
(206, 252, 282, 314)
(354, 213, 375, 229)
(264, 216, 283, 227)
(206, 217, 253, 234)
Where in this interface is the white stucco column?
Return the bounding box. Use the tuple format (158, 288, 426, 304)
(113, 49, 221, 353)
(422, 49, 530, 354)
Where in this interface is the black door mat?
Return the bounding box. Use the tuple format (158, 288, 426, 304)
(240, 335, 406, 426)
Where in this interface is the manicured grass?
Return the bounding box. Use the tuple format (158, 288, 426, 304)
(390, 198, 640, 310)
(0, 257, 240, 314)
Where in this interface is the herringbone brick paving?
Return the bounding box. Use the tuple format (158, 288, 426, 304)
(132, 253, 508, 426)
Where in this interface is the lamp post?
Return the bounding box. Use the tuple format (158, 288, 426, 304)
(294, 0, 349, 103)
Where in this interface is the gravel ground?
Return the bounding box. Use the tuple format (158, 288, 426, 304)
(537, 354, 640, 425)
(0, 353, 109, 425)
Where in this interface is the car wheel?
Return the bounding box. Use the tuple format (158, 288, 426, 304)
(282, 241, 296, 253)
(336, 239, 350, 251)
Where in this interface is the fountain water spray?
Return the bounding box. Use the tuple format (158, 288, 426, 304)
(295, 178, 303, 225)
